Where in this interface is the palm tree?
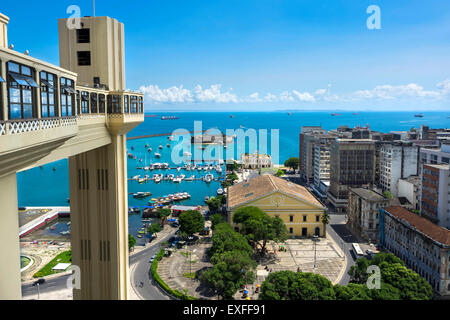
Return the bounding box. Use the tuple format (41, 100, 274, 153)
(321, 212, 330, 238)
(156, 208, 171, 227)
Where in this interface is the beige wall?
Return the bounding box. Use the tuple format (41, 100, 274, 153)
(0, 173, 22, 300)
(0, 13, 8, 49)
(58, 16, 125, 91)
(229, 192, 326, 237)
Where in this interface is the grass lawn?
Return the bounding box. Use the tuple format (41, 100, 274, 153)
(183, 273, 196, 279)
(33, 250, 72, 278)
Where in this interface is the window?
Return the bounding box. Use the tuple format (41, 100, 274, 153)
(40, 71, 57, 117)
(316, 215, 320, 222)
(81, 91, 89, 113)
(76, 29, 90, 43)
(90, 93, 98, 113)
(289, 216, 294, 222)
(303, 215, 307, 222)
(139, 96, 144, 113)
(289, 228, 294, 234)
(130, 95, 138, 113)
(99, 94, 105, 113)
(77, 51, 91, 66)
(107, 95, 122, 113)
(7, 61, 37, 119)
(60, 78, 75, 116)
(315, 227, 321, 236)
(124, 95, 129, 113)
(0, 61, 4, 120)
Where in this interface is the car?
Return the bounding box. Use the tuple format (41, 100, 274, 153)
(149, 255, 156, 263)
(33, 278, 45, 286)
(168, 236, 176, 243)
(171, 222, 179, 228)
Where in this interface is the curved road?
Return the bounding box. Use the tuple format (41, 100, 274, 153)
(130, 230, 177, 300)
(22, 230, 177, 300)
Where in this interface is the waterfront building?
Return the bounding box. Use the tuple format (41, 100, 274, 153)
(420, 163, 450, 229)
(227, 175, 326, 237)
(379, 206, 450, 297)
(0, 12, 144, 300)
(379, 142, 419, 197)
(398, 175, 421, 211)
(240, 152, 273, 169)
(347, 188, 389, 241)
(327, 139, 376, 213)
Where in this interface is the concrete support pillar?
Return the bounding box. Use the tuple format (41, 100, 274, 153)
(69, 134, 129, 300)
(0, 173, 22, 300)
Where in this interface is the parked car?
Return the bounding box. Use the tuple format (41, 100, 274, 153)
(149, 255, 156, 263)
(33, 279, 45, 286)
(171, 222, 179, 228)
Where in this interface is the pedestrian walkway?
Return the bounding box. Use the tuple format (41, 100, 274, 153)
(157, 243, 215, 299)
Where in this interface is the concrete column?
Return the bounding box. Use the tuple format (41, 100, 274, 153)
(0, 173, 22, 300)
(69, 134, 129, 300)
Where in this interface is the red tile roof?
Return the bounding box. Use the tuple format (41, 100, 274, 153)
(383, 206, 450, 246)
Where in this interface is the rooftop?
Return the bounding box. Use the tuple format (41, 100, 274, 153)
(424, 163, 450, 171)
(383, 206, 450, 246)
(227, 175, 324, 209)
(349, 188, 386, 202)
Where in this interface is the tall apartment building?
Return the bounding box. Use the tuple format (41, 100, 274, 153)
(299, 126, 325, 184)
(327, 139, 376, 213)
(379, 142, 419, 197)
(348, 188, 389, 241)
(313, 134, 333, 188)
(419, 142, 450, 228)
(421, 164, 450, 229)
(379, 206, 450, 297)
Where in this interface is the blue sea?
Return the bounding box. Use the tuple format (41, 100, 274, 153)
(17, 111, 450, 241)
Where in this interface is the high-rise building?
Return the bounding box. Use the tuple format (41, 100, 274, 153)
(421, 163, 450, 229)
(379, 142, 419, 197)
(313, 134, 333, 188)
(327, 139, 376, 213)
(299, 126, 325, 184)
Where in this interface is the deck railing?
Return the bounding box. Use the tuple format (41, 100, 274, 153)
(0, 117, 78, 136)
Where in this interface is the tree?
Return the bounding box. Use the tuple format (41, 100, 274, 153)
(156, 208, 171, 227)
(378, 262, 432, 300)
(147, 223, 162, 235)
(200, 250, 256, 299)
(259, 271, 336, 300)
(226, 173, 239, 184)
(178, 210, 205, 236)
(284, 157, 299, 173)
(209, 223, 253, 259)
(233, 206, 288, 255)
(334, 283, 372, 300)
(206, 197, 222, 214)
(275, 169, 285, 177)
(348, 252, 432, 300)
(383, 191, 394, 199)
(210, 214, 225, 230)
(128, 234, 136, 251)
(226, 161, 240, 172)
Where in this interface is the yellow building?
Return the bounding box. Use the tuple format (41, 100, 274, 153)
(227, 175, 327, 237)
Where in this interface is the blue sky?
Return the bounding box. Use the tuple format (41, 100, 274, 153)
(2, 0, 450, 111)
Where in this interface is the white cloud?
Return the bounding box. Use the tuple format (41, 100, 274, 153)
(139, 79, 450, 106)
(292, 90, 316, 102)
